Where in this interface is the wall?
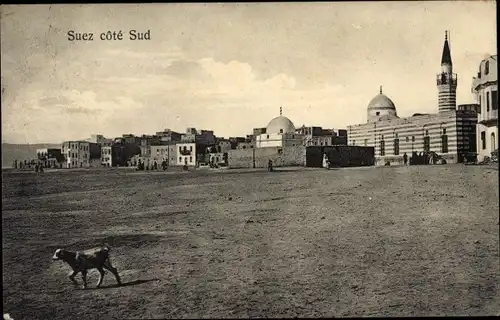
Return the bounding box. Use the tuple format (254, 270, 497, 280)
(306, 146, 375, 167)
(256, 133, 304, 148)
(228, 146, 306, 168)
(477, 124, 498, 161)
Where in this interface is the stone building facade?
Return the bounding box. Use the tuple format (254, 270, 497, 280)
(472, 55, 498, 161)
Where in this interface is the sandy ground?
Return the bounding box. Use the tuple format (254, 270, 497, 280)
(2, 164, 499, 318)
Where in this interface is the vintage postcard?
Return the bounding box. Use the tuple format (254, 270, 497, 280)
(1, 2, 498, 319)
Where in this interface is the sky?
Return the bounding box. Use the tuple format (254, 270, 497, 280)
(1, 2, 497, 144)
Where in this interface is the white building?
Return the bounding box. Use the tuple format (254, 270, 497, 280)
(472, 55, 498, 161)
(256, 110, 304, 148)
(61, 141, 91, 168)
(176, 142, 196, 166)
(101, 146, 112, 167)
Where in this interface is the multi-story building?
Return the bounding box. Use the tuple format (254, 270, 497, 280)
(298, 126, 348, 146)
(150, 144, 172, 167)
(61, 141, 101, 168)
(101, 146, 112, 167)
(472, 55, 498, 161)
(347, 32, 478, 165)
(140, 135, 162, 158)
(156, 129, 182, 143)
(176, 142, 196, 166)
(111, 138, 141, 167)
(36, 148, 64, 168)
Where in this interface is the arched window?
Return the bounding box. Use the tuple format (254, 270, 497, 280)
(485, 61, 490, 75)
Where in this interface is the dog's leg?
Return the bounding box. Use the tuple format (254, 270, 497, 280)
(104, 259, 122, 285)
(96, 267, 105, 288)
(81, 270, 88, 289)
(68, 270, 78, 286)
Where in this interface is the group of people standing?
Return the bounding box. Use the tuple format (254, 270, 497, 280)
(402, 151, 441, 166)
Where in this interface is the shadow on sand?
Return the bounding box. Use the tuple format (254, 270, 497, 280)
(94, 278, 159, 290)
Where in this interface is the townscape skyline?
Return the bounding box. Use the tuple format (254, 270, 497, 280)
(1, 2, 497, 144)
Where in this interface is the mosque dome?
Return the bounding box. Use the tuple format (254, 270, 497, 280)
(266, 116, 296, 134)
(367, 86, 398, 122)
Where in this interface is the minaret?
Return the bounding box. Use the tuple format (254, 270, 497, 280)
(437, 30, 457, 112)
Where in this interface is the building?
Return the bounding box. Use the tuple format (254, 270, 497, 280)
(255, 108, 304, 148)
(150, 144, 176, 167)
(156, 129, 182, 143)
(236, 141, 255, 150)
(176, 142, 196, 166)
(297, 125, 348, 146)
(101, 146, 112, 167)
(472, 55, 498, 161)
(61, 141, 101, 168)
(111, 138, 141, 167)
(36, 148, 64, 168)
(140, 135, 162, 158)
(347, 32, 478, 166)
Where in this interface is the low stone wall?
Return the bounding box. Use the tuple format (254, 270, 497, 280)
(228, 146, 306, 168)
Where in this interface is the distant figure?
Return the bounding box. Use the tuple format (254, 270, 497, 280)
(322, 154, 330, 169)
(153, 162, 158, 170)
(39, 165, 44, 173)
(268, 159, 273, 172)
(403, 153, 408, 166)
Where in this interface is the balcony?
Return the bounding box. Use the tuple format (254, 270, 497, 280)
(436, 73, 457, 86)
(179, 149, 192, 156)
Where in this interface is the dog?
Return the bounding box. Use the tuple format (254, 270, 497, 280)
(52, 245, 122, 289)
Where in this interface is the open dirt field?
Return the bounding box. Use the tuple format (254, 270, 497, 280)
(2, 165, 499, 318)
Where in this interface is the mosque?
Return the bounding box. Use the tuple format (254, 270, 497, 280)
(346, 31, 478, 165)
(255, 107, 305, 148)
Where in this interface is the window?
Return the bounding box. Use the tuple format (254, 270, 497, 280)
(425, 130, 429, 136)
(189, 156, 192, 163)
(394, 138, 400, 155)
(487, 92, 490, 111)
(266, 135, 269, 139)
(292, 134, 295, 139)
(376, 112, 380, 116)
(492, 133, 497, 151)
(423, 136, 430, 152)
(280, 129, 283, 133)
(189, 146, 193, 151)
(481, 131, 486, 149)
(485, 61, 489, 75)
(381, 134, 384, 140)
(492, 90, 498, 110)
(406, 136, 409, 142)
(412, 136, 415, 142)
(441, 134, 448, 153)
(179, 146, 182, 152)
(179, 157, 182, 162)
(379, 140, 385, 156)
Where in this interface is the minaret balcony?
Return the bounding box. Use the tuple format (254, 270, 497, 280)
(436, 73, 457, 86)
